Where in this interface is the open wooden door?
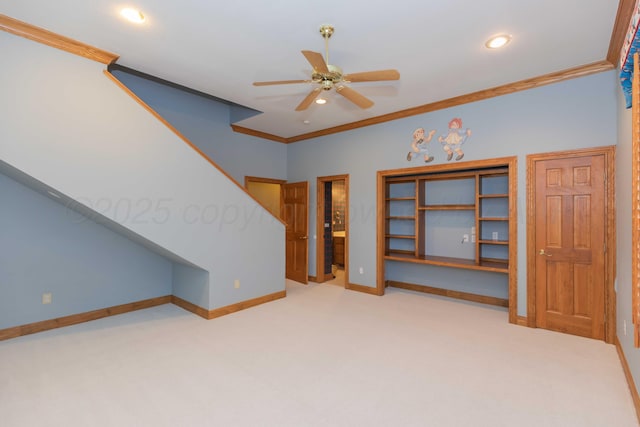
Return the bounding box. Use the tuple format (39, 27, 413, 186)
(283, 181, 309, 284)
(528, 147, 614, 341)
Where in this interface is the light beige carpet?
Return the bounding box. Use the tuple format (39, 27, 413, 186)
(0, 280, 637, 426)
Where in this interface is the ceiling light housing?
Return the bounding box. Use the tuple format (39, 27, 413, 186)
(315, 98, 327, 105)
(120, 8, 145, 24)
(485, 34, 511, 49)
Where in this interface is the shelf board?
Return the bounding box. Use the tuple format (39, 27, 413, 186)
(480, 257, 509, 265)
(478, 239, 509, 245)
(384, 253, 508, 273)
(387, 249, 415, 256)
(478, 217, 508, 221)
(420, 204, 475, 211)
(386, 216, 415, 220)
(385, 234, 415, 240)
(386, 197, 415, 201)
(479, 193, 508, 199)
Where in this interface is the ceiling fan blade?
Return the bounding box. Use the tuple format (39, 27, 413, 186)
(343, 69, 400, 82)
(295, 87, 322, 111)
(253, 79, 308, 86)
(301, 50, 329, 74)
(335, 85, 374, 109)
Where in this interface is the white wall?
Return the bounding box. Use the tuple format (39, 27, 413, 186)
(0, 32, 285, 311)
(0, 172, 173, 329)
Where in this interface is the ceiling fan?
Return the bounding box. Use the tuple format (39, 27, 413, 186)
(253, 25, 400, 111)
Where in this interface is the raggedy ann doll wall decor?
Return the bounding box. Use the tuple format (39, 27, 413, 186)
(406, 127, 437, 163)
(439, 118, 471, 161)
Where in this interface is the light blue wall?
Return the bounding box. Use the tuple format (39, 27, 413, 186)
(287, 70, 618, 315)
(111, 70, 287, 184)
(1, 32, 285, 316)
(615, 69, 640, 395)
(173, 263, 209, 308)
(0, 172, 173, 329)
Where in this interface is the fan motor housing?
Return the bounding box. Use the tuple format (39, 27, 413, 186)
(312, 64, 343, 90)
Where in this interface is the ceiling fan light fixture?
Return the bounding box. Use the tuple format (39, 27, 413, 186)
(485, 34, 511, 49)
(253, 25, 399, 111)
(120, 8, 146, 24)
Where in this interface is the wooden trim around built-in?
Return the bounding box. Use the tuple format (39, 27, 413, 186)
(388, 280, 509, 308)
(0, 296, 171, 341)
(207, 290, 286, 319)
(376, 156, 517, 321)
(308, 275, 318, 282)
(346, 283, 384, 296)
(607, 0, 637, 66)
(103, 71, 285, 227)
(516, 316, 528, 327)
(616, 337, 640, 423)
(233, 61, 614, 144)
(0, 14, 119, 65)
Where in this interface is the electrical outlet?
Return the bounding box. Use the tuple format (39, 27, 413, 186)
(42, 293, 52, 304)
(359, 267, 364, 275)
(462, 234, 469, 243)
(471, 234, 476, 243)
(234, 279, 240, 289)
(492, 231, 499, 241)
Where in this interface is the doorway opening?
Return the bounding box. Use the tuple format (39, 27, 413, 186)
(244, 176, 286, 219)
(245, 176, 310, 284)
(316, 175, 349, 287)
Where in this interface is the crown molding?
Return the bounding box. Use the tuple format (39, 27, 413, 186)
(607, 0, 637, 65)
(0, 14, 118, 64)
(238, 60, 613, 144)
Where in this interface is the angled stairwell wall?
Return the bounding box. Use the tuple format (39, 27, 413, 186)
(0, 31, 285, 318)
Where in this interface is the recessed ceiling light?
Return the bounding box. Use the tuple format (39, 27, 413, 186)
(315, 98, 327, 105)
(303, 120, 310, 124)
(120, 8, 145, 24)
(485, 34, 511, 49)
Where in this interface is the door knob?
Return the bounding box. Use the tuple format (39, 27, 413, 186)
(299, 236, 308, 240)
(538, 249, 552, 257)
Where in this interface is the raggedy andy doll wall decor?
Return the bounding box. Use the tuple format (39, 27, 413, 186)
(439, 117, 471, 161)
(406, 127, 437, 163)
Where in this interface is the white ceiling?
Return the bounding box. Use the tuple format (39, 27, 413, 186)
(1, 1, 621, 139)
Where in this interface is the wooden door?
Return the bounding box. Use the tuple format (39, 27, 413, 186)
(534, 154, 605, 339)
(283, 181, 309, 284)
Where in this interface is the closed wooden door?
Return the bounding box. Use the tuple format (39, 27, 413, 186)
(283, 181, 309, 284)
(534, 154, 605, 339)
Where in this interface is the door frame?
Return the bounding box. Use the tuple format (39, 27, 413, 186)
(316, 174, 349, 286)
(526, 146, 616, 343)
